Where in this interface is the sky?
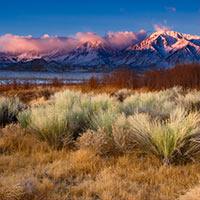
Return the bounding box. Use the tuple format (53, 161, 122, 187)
(0, 0, 200, 37)
(0, 0, 199, 53)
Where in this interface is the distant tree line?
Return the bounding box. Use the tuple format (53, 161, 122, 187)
(91, 63, 200, 90)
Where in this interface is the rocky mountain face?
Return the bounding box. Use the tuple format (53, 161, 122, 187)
(1, 31, 200, 72)
(118, 31, 200, 69)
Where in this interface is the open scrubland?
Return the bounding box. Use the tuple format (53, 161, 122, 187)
(2, 84, 200, 199)
(1, 64, 200, 200)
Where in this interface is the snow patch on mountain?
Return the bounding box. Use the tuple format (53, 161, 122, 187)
(1, 30, 200, 71)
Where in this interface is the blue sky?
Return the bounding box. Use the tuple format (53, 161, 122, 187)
(0, 0, 200, 36)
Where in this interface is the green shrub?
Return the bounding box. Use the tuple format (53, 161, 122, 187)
(122, 91, 175, 120)
(17, 88, 200, 160)
(88, 109, 119, 134)
(18, 91, 119, 147)
(128, 108, 200, 164)
(23, 105, 72, 148)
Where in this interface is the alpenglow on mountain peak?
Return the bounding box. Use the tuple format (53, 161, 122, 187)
(1, 30, 200, 72)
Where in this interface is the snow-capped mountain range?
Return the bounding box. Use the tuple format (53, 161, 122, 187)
(1, 30, 200, 72)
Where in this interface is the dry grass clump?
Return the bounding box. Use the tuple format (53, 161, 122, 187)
(76, 130, 115, 155)
(0, 177, 39, 200)
(77, 114, 136, 155)
(0, 124, 50, 155)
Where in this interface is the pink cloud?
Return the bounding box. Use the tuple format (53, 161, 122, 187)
(106, 30, 147, 49)
(0, 34, 80, 53)
(0, 34, 39, 52)
(0, 30, 148, 53)
(154, 24, 172, 32)
(75, 32, 106, 43)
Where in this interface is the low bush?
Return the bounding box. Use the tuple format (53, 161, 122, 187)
(128, 108, 200, 164)
(16, 88, 200, 164)
(121, 91, 176, 120)
(18, 90, 119, 148)
(0, 97, 25, 127)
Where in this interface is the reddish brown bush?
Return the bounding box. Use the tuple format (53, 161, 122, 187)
(88, 76, 99, 89)
(102, 68, 141, 89)
(102, 64, 200, 90)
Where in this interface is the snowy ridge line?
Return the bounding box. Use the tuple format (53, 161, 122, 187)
(1, 30, 200, 71)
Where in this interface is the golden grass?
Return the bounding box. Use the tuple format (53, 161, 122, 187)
(0, 124, 200, 200)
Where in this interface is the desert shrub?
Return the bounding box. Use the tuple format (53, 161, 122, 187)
(88, 109, 119, 134)
(19, 105, 75, 148)
(0, 123, 50, 154)
(128, 108, 200, 164)
(17, 88, 200, 158)
(18, 91, 119, 147)
(86, 93, 120, 133)
(121, 91, 175, 120)
(89, 93, 119, 111)
(0, 97, 25, 127)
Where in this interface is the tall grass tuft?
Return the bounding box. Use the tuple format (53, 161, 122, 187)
(128, 108, 200, 164)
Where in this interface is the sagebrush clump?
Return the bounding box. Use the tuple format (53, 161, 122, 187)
(16, 88, 200, 164)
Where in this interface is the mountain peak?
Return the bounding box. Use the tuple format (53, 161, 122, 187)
(1, 30, 200, 71)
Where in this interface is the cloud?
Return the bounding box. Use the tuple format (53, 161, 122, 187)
(165, 7, 176, 12)
(75, 32, 106, 43)
(0, 34, 80, 53)
(154, 24, 172, 32)
(105, 30, 147, 49)
(76, 30, 147, 49)
(0, 30, 148, 53)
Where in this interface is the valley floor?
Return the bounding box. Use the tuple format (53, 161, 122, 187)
(1, 85, 200, 200)
(0, 124, 200, 200)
